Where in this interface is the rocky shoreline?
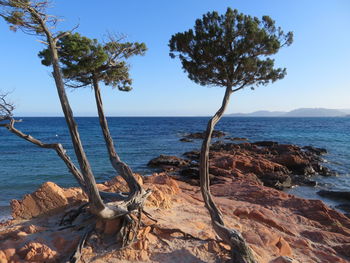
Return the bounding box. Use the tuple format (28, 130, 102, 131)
(1, 138, 350, 262)
(148, 140, 334, 190)
(1, 172, 350, 262)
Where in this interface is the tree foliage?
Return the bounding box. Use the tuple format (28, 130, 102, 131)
(1, 2, 151, 260)
(38, 33, 147, 91)
(169, 8, 293, 263)
(0, 0, 59, 35)
(169, 8, 293, 89)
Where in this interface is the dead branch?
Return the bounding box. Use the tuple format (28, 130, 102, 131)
(0, 91, 14, 121)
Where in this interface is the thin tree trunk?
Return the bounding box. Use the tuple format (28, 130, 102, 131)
(92, 77, 144, 203)
(29, 7, 120, 218)
(199, 86, 256, 263)
(49, 44, 105, 213)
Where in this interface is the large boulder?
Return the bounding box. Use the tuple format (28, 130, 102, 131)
(272, 154, 314, 175)
(11, 182, 69, 219)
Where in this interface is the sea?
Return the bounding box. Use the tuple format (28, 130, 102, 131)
(0, 117, 349, 221)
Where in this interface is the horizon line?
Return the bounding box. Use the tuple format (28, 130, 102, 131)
(13, 115, 349, 118)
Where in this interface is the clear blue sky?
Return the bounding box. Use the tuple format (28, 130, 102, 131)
(1, 0, 349, 116)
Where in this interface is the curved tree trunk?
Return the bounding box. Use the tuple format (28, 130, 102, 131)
(47, 39, 105, 214)
(28, 7, 126, 219)
(92, 77, 148, 206)
(199, 86, 256, 263)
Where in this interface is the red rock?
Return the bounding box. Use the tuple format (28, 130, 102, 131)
(272, 154, 311, 175)
(0, 250, 7, 263)
(270, 256, 296, 263)
(275, 237, 292, 256)
(2, 162, 350, 263)
(139, 250, 149, 261)
(19, 242, 57, 262)
(144, 173, 180, 194)
(62, 187, 87, 203)
(145, 186, 172, 208)
(102, 173, 144, 193)
(144, 174, 180, 209)
(22, 224, 47, 234)
(11, 182, 68, 219)
(208, 152, 291, 188)
(3, 248, 14, 260)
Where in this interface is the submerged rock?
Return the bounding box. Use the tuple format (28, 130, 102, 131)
(317, 190, 350, 201)
(179, 137, 193, 142)
(302, 145, 327, 155)
(336, 204, 350, 213)
(253, 140, 278, 147)
(226, 136, 249, 141)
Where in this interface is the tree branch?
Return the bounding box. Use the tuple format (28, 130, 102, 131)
(3, 118, 87, 189)
(0, 117, 131, 203)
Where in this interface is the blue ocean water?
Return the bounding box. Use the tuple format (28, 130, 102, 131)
(0, 117, 349, 220)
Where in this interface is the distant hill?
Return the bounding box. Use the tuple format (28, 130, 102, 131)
(283, 108, 346, 117)
(228, 110, 286, 117)
(227, 108, 348, 117)
(341, 109, 350, 114)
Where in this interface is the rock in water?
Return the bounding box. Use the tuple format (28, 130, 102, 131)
(317, 190, 350, 201)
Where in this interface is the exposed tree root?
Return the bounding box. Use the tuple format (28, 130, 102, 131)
(142, 209, 158, 223)
(58, 201, 148, 262)
(0, 3, 154, 262)
(152, 226, 203, 241)
(68, 225, 94, 263)
(60, 203, 89, 226)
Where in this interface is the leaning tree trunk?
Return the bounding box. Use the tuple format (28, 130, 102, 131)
(29, 7, 128, 219)
(92, 77, 148, 207)
(199, 86, 256, 263)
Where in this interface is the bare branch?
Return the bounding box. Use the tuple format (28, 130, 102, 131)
(54, 23, 79, 42)
(0, 91, 14, 121)
(232, 82, 248, 92)
(2, 118, 87, 189)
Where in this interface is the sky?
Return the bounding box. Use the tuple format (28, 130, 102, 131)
(0, 0, 349, 116)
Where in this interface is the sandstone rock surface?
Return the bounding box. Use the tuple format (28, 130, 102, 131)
(149, 141, 334, 190)
(1, 173, 349, 262)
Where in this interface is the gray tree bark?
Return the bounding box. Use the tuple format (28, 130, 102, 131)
(27, 6, 146, 219)
(199, 86, 256, 263)
(92, 77, 150, 209)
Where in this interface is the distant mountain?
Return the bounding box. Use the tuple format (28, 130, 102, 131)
(227, 110, 286, 117)
(227, 108, 348, 117)
(341, 109, 350, 114)
(283, 108, 346, 117)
